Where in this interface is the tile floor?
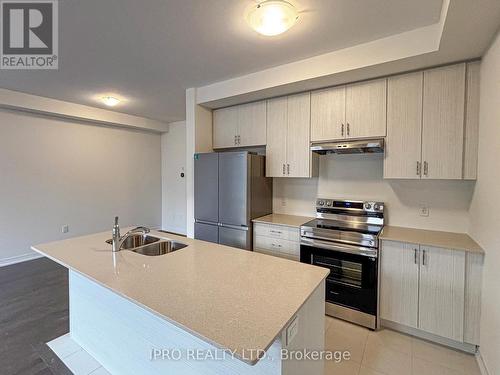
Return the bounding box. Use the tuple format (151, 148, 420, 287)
(324, 316, 482, 375)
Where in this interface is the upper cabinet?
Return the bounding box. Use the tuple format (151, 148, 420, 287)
(266, 93, 318, 178)
(385, 63, 478, 180)
(311, 78, 387, 142)
(422, 64, 466, 179)
(212, 100, 266, 149)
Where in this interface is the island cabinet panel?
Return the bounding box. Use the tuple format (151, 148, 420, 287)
(266, 94, 318, 178)
(384, 72, 423, 179)
(213, 106, 238, 148)
(463, 61, 480, 180)
(345, 78, 387, 139)
(418, 245, 465, 342)
(213, 100, 267, 149)
(311, 85, 345, 142)
(422, 63, 466, 179)
(464, 252, 483, 345)
(380, 241, 419, 328)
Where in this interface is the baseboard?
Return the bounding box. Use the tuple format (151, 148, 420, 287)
(476, 350, 490, 375)
(0, 252, 43, 267)
(380, 319, 477, 354)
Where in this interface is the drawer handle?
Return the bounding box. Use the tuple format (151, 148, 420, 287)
(270, 230, 282, 234)
(271, 243, 282, 248)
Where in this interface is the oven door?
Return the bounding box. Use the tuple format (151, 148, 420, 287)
(300, 240, 378, 315)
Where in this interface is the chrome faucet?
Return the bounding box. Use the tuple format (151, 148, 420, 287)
(112, 216, 150, 252)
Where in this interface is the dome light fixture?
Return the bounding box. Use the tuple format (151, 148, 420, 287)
(101, 96, 121, 107)
(246, 0, 299, 36)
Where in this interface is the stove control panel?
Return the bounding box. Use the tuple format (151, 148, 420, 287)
(316, 198, 384, 213)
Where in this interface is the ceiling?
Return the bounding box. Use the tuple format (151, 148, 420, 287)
(0, 0, 445, 122)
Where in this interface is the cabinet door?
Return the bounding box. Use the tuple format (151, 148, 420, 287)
(266, 97, 288, 177)
(286, 92, 312, 178)
(345, 78, 387, 139)
(463, 61, 480, 180)
(422, 64, 466, 179)
(418, 246, 465, 341)
(213, 106, 238, 149)
(238, 101, 267, 147)
(311, 86, 345, 142)
(384, 72, 423, 179)
(380, 241, 419, 328)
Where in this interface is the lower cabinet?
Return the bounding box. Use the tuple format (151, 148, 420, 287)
(380, 240, 481, 346)
(253, 223, 300, 260)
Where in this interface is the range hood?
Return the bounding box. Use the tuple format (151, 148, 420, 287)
(310, 139, 384, 155)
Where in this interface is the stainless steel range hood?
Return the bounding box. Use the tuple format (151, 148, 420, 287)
(310, 139, 384, 155)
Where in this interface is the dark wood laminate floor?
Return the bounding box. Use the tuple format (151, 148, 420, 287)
(0, 258, 70, 375)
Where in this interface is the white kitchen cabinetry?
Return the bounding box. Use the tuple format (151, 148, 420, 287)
(385, 63, 478, 180)
(253, 223, 300, 260)
(212, 100, 266, 149)
(380, 240, 481, 346)
(379, 241, 419, 328)
(310, 79, 386, 142)
(266, 93, 318, 178)
(384, 72, 423, 179)
(345, 78, 387, 139)
(422, 64, 466, 179)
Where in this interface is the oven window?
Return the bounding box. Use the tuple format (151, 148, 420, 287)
(312, 255, 362, 288)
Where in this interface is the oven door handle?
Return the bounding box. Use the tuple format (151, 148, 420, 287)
(300, 237, 378, 258)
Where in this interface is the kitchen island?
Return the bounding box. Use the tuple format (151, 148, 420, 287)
(32, 230, 328, 375)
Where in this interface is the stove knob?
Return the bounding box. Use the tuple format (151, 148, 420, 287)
(364, 203, 372, 210)
(326, 201, 332, 207)
(318, 200, 325, 206)
(374, 203, 381, 211)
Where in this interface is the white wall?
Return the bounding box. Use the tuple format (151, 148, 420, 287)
(0, 109, 162, 265)
(161, 121, 187, 235)
(274, 154, 475, 232)
(469, 31, 500, 375)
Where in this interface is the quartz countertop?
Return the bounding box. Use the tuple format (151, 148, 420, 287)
(32, 230, 328, 365)
(380, 226, 484, 254)
(252, 214, 314, 228)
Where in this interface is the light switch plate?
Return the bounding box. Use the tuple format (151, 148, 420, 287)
(420, 206, 429, 217)
(62, 225, 69, 233)
(286, 316, 299, 346)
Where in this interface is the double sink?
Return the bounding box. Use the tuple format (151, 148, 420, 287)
(106, 234, 187, 256)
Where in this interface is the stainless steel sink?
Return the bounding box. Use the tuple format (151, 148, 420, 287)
(131, 241, 187, 256)
(106, 235, 187, 256)
(105, 234, 160, 250)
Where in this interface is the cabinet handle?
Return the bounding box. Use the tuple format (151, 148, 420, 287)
(423, 161, 428, 177)
(238, 135, 241, 145)
(282, 163, 286, 175)
(271, 243, 282, 248)
(416, 161, 421, 176)
(347, 123, 350, 136)
(287, 164, 290, 175)
(422, 249, 426, 266)
(341, 123, 344, 137)
(414, 248, 418, 264)
(270, 230, 282, 234)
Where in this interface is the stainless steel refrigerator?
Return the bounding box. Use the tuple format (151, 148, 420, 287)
(194, 151, 272, 250)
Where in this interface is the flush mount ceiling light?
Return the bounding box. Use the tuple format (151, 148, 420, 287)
(246, 0, 299, 36)
(101, 96, 121, 107)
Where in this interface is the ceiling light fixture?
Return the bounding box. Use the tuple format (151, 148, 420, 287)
(101, 96, 121, 107)
(246, 0, 299, 36)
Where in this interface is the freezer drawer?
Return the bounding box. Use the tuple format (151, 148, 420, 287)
(219, 226, 251, 250)
(194, 153, 219, 222)
(194, 222, 219, 244)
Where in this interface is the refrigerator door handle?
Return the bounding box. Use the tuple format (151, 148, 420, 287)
(195, 219, 219, 225)
(219, 223, 249, 231)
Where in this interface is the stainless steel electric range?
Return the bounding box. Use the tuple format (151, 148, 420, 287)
(300, 198, 385, 330)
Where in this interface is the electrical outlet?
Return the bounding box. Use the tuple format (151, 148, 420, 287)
(420, 207, 429, 217)
(62, 225, 69, 233)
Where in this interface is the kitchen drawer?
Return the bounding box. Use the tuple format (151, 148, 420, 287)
(254, 248, 299, 261)
(253, 223, 300, 242)
(254, 235, 300, 257)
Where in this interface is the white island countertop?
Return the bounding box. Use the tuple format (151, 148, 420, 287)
(32, 230, 328, 365)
